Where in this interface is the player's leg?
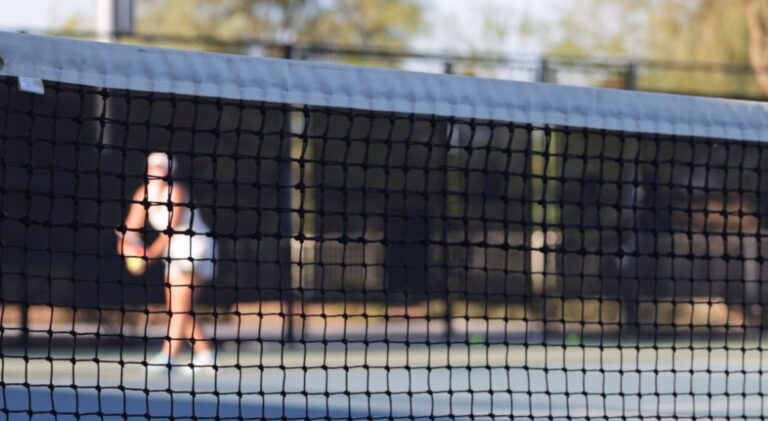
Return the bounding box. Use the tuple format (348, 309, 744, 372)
(147, 267, 175, 367)
(191, 323, 210, 352)
(166, 270, 195, 357)
(190, 272, 215, 367)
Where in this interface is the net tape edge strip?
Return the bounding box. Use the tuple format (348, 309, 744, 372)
(1, 31, 768, 142)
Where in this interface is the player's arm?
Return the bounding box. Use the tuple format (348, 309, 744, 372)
(117, 184, 148, 256)
(145, 184, 187, 260)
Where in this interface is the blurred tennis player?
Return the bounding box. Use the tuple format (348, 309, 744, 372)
(117, 152, 216, 372)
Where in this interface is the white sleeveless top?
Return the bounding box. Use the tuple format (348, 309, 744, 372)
(146, 180, 210, 235)
(144, 180, 215, 280)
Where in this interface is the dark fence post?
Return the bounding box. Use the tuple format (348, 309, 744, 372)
(624, 62, 638, 90)
(444, 61, 454, 75)
(537, 58, 554, 83)
(281, 44, 297, 343)
(442, 61, 454, 342)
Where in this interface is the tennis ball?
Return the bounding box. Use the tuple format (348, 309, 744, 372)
(125, 256, 146, 275)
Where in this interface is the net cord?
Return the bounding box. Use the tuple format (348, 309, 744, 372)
(1, 31, 768, 142)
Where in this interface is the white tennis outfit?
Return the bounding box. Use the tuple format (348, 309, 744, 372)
(146, 180, 216, 281)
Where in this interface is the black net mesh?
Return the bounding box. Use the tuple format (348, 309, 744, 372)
(1, 75, 766, 419)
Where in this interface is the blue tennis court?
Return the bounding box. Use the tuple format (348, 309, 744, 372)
(3, 344, 768, 419)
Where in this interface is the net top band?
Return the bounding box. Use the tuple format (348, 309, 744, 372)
(1, 31, 767, 142)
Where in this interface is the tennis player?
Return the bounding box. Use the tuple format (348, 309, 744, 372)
(117, 152, 216, 372)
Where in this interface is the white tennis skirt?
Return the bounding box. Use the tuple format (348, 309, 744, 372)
(163, 233, 216, 281)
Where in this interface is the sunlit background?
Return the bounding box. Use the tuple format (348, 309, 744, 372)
(4, 0, 767, 100)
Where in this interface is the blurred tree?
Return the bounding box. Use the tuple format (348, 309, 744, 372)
(536, 0, 768, 97)
(745, 0, 768, 93)
(132, 0, 424, 55)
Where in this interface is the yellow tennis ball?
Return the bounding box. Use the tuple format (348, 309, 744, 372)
(125, 256, 146, 275)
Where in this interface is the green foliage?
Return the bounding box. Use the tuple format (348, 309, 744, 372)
(132, 0, 424, 55)
(296, 0, 423, 48)
(537, 0, 766, 97)
(57, 14, 88, 34)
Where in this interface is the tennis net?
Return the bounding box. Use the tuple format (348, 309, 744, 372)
(2, 32, 768, 420)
